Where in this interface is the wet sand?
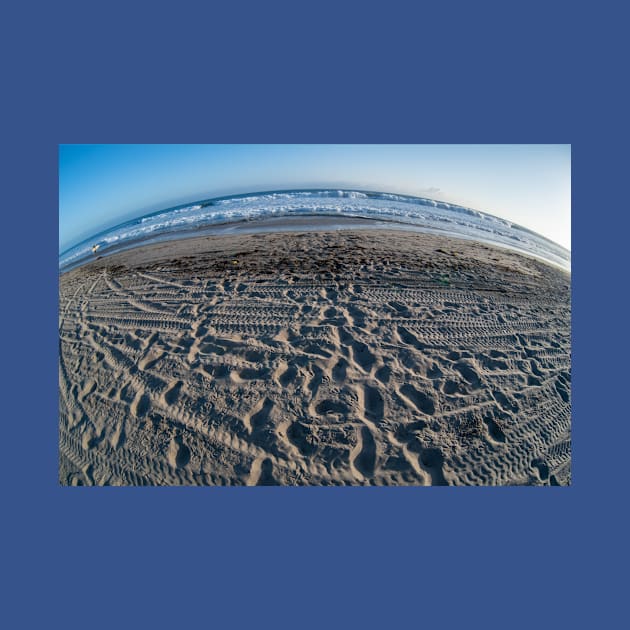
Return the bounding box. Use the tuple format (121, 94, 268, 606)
(59, 229, 571, 485)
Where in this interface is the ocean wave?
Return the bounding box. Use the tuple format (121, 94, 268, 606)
(60, 189, 570, 272)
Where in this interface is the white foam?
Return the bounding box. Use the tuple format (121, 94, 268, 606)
(60, 190, 570, 272)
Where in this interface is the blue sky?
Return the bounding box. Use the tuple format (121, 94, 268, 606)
(59, 144, 571, 251)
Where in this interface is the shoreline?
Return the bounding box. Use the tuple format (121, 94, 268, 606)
(60, 216, 571, 275)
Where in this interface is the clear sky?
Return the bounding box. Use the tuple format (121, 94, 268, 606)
(59, 144, 571, 251)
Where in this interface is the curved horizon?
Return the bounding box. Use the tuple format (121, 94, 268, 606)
(59, 188, 570, 274)
(59, 145, 571, 252)
(61, 187, 569, 255)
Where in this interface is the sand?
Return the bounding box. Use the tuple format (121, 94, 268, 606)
(58, 228, 571, 485)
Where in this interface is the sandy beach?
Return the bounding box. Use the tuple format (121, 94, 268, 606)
(58, 228, 571, 485)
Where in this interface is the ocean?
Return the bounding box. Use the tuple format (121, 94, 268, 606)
(59, 189, 570, 273)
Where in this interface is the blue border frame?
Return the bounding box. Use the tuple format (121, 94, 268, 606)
(5, 2, 624, 628)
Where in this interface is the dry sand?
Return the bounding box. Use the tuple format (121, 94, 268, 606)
(59, 229, 571, 485)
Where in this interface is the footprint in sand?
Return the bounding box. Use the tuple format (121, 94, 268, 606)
(167, 435, 191, 469)
(131, 391, 150, 417)
(275, 363, 298, 387)
(400, 384, 435, 415)
(332, 358, 348, 384)
(248, 457, 277, 486)
(163, 380, 182, 406)
(287, 421, 318, 456)
(492, 389, 519, 414)
(483, 415, 507, 443)
(363, 383, 384, 422)
(415, 445, 448, 485)
(350, 425, 376, 479)
(237, 366, 270, 381)
(315, 399, 349, 417)
(453, 361, 482, 389)
(351, 339, 376, 372)
(244, 349, 266, 363)
(397, 325, 425, 350)
(305, 365, 325, 398)
(375, 364, 391, 385)
(243, 397, 275, 436)
(531, 457, 550, 481)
